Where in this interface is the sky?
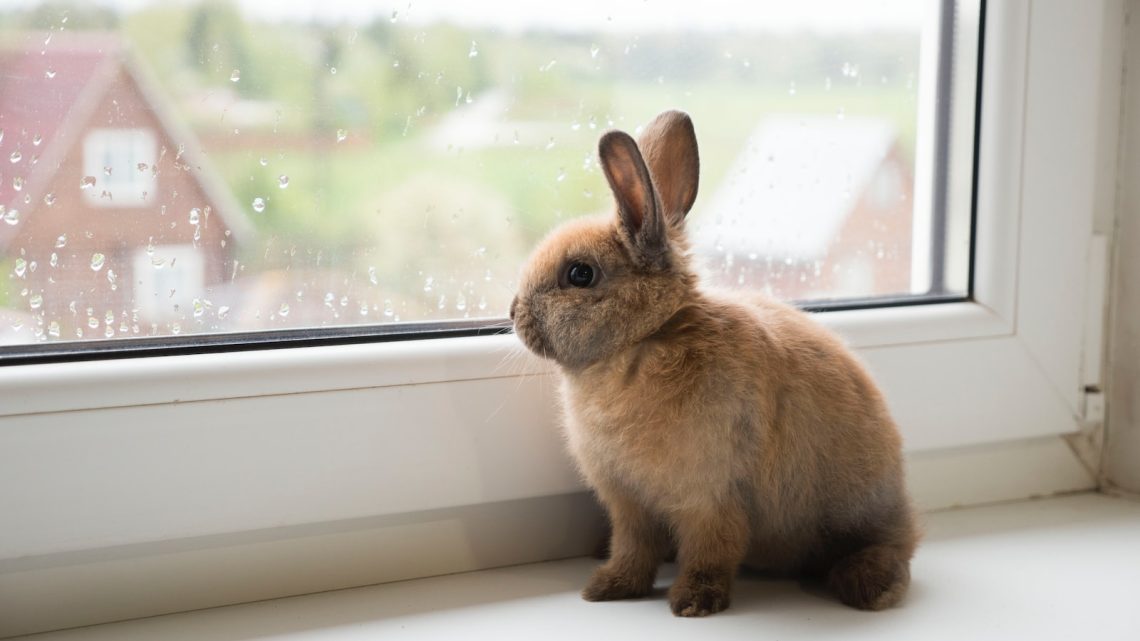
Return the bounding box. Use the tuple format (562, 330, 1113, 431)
(0, 0, 927, 34)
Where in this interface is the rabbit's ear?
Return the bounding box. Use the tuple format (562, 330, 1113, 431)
(637, 110, 699, 226)
(599, 130, 666, 256)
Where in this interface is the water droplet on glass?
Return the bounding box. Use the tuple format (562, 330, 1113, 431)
(455, 293, 467, 312)
(193, 299, 205, 318)
(468, 41, 478, 58)
(390, 9, 398, 22)
(477, 296, 487, 311)
(383, 299, 394, 317)
(29, 293, 42, 309)
(188, 207, 201, 224)
(87, 316, 99, 329)
(788, 81, 797, 96)
(103, 166, 112, 177)
(107, 269, 117, 286)
(9, 150, 21, 163)
(14, 258, 27, 278)
(90, 253, 105, 271)
(251, 197, 266, 213)
(104, 325, 115, 338)
(55, 233, 67, 248)
(329, 66, 337, 75)
(2, 208, 18, 225)
(259, 156, 268, 167)
(278, 174, 289, 189)
(368, 266, 378, 285)
(230, 68, 241, 82)
(359, 303, 369, 316)
(570, 121, 581, 131)
(556, 168, 566, 182)
(590, 43, 600, 58)
(278, 303, 290, 317)
(836, 107, 846, 120)
(545, 137, 556, 150)
(423, 276, 434, 293)
(336, 129, 348, 143)
(44, 68, 56, 79)
(80, 175, 96, 189)
(218, 305, 230, 319)
(48, 321, 60, 338)
(32, 133, 43, 146)
(136, 162, 148, 173)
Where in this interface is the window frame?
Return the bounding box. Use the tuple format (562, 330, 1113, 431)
(0, 0, 1119, 635)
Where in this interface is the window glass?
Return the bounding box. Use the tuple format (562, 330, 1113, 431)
(0, 0, 974, 347)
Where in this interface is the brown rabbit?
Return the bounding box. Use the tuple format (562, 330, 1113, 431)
(510, 110, 917, 617)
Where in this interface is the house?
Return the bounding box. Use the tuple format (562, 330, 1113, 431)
(0, 33, 252, 342)
(690, 116, 915, 302)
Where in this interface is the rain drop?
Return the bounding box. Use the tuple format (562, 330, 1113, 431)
(32, 133, 43, 146)
(14, 258, 26, 277)
(278, 303, 290, 317)
(137, 162, 148, 172)
(90, 253, 105, 271)
(44, 69, 56, 79)
(251, 197, 266, 213)
(259, 156, 268, 166)
(48, 321, 60, 338)
(218, 305, 230, 319)
(55, 233, 67, 248)
(87, 317, 99, 329)
(383, 299, 394, 317)
(29, 293, 42, 310)
(556, 168, 566, 182)
(278, 174, 289, 189)
(80, 176, 96, 189)
(189, 207, 201, 224)
(9, 150, 21, 163)
(590, 43, 600, 58)
(455, 293, 467, 312)
(50, 252, 58, 268)
(2, 208, 18, 225)
(230, 68, 241, 82)
(423, 276, 434, 293)
(103, 166, 112, 176)
(336, 129, 348, 143)
(368, 266, 378, 285)
(468, 41, 478, 58)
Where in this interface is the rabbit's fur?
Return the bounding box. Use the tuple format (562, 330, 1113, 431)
(510, 111, 917, 617)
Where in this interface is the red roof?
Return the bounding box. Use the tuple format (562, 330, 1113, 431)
(0, 33, 252, 248)
(0, 33, 121, 210)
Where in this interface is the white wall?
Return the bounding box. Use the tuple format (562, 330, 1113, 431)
(1107, 0, 1140, 493)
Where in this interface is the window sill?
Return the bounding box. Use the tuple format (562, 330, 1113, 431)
(12, 492, 1138, 641)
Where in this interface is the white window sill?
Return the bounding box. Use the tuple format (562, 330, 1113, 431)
(14, 492, 1139, 641)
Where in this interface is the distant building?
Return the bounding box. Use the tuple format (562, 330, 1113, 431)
(692, 116, 914, 302)
(0, 34, 252, 342)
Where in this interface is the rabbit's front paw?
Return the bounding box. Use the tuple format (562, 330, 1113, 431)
(668, 570, 731, 617)
(582, 565, 654, 601)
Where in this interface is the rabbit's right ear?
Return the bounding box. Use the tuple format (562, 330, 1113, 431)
(599, 130, 666, 259)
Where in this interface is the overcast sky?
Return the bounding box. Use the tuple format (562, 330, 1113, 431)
(0, 0, 926, 34)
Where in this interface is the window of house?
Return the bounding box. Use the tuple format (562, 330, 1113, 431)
(82, 128, 158, 207)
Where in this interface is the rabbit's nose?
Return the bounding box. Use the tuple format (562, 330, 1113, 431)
(509, 296, 518, 321)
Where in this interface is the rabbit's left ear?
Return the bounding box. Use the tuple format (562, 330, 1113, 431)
(637, 110, 699, 226)
(599, 130, 667, 257)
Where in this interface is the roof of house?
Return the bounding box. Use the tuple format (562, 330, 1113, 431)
(0, 32, 253, 249)
(690, 115, 900, 262)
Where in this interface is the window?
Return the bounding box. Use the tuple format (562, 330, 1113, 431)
(0, 0, 975, 354)
(0, 2, 1118, 635)
(82, 128, 158, 206)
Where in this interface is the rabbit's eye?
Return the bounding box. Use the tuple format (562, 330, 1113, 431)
(566, 262, 595, 288)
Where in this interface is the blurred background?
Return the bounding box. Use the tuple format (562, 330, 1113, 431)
(0, 0, 949, 345)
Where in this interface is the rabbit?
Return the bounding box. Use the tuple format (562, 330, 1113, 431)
(509, 110, 918, 617)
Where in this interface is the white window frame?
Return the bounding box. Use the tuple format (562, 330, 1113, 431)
(0, 1, 1119, 635)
